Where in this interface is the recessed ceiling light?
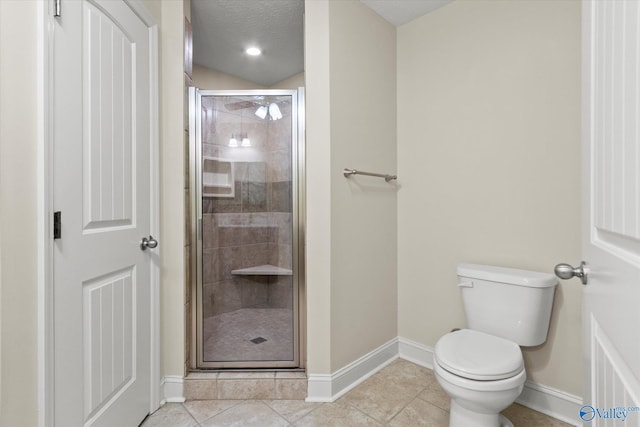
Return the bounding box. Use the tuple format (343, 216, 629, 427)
(246, 47, 261, 56)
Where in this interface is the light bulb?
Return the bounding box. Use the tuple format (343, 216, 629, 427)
(228, 136, 238, 147)
(241, 137, 251, 147)
(268, 103, 282, 120)
(255, 105, 268, 119)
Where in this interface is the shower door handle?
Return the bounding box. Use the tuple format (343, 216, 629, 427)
(140, 236, 158, 251)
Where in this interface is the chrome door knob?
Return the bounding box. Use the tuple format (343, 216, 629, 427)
(554, 261, 588, 285)
(140, 235, 158, 251)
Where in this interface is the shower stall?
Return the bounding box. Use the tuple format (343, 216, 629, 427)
(189, 88, 305, 369)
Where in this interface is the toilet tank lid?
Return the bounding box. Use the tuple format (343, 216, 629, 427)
(457, 263, 557, 288)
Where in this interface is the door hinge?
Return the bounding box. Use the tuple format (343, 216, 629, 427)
(53, 0, 61, 17)
(54, 211, 61, 239)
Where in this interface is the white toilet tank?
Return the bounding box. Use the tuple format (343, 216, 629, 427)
(457, 263, 558, 346)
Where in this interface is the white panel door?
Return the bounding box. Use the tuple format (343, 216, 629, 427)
(583, 0, 640, 424)
(53, 1, 155, 426)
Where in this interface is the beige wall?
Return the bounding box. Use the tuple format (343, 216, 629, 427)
(142, 0, 187, 379)
(193, 65, 265, 90)
(158, 0, 186, 378)
(397, 0, 582, 395)
(304, 0, 332, 374)
(193, 64, 304, 90)
(0, 1, 40, 425)
(304, 0, 398, 375)
(327, 0, 398, 371)
(269, 72, 305, 90)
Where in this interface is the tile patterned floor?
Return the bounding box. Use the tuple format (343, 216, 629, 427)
(203, 308, 293, 362)
(141, 359, 574, 426)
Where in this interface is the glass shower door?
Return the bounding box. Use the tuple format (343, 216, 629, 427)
(191, 89, 303, 369)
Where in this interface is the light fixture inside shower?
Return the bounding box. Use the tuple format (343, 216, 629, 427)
(255, 105, 268, 119)
(254, 102, 282, 120)
(228, 134, 239, 147)
(241, 133, 251, 147)
(228, 133, 251, 148)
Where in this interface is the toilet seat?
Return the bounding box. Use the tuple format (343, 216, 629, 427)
(434, 329, 524, 381)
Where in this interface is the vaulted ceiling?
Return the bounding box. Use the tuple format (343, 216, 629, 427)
(191, 0, 452, 86)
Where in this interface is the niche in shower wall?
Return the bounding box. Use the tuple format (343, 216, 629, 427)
(194, 90, 300, 368)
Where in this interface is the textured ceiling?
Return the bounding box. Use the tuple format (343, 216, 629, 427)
(191, 0, 452, 87)
(191, 0, 304, 87)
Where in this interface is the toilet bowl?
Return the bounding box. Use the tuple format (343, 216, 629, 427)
(433, 329, 526, 427)
(433, 264, 557, 427)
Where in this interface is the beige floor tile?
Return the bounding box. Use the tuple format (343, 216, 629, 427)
(416, 371, 451, 411)
(169, 360, 573, 427)
(183, 399, 241, 423)
(140, 403, 197, 427)
(340, 373, 424, 423)
(200, 401, 289, 427)
(184, 379, 217, 400)
(218, 371, 275, 379)
(373, 359, 432, 389)
(502, 403, 575, 427)
(388, 398, 449, 427)
(265, 400, 323, 423)
(217, 378, 276, 399)
(294, 401, 381, 426)
(275, 378, 307, 399)
(276, 371, 307, 379)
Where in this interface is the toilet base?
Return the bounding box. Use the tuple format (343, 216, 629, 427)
(449, 400, 514, 427)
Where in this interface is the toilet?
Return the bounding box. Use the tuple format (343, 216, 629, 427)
(433, 263, 557, 427)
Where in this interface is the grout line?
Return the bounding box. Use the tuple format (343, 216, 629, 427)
(189, 399, 247, 426)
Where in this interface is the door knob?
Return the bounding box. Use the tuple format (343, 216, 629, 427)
(554, 261, 588, 285)
(140, 235, 158, 251)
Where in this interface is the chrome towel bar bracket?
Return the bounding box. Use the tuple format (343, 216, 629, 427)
(343, 168, 397, 182)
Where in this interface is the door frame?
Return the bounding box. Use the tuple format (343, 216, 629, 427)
(38, 1, 161, 425)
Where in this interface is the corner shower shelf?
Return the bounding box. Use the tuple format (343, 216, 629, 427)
(231, 264, 293, 276)
(203, 157, 234, 198)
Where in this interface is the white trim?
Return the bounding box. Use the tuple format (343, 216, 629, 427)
(306, 374, 333, 402)
(38, 0, 54, 425)
(144, 15, 161, 416)
(161, 376, 186, 404)
(398, 336, 434, 369)
(306, 338, 398, 402)
(517, 381, 582, 426)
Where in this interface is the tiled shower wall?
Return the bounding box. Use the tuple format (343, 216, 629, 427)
(201, 98, 293, 320)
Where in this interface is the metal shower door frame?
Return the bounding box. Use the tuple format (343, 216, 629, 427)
(188, 88, 305, 370)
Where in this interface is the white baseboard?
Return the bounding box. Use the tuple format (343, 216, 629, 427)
(161, 375, 185, 404)
(306, 337, 399, 402)
(397, 336, 582, 426)
(398, 336, 434, 369)
(517, 381, 582, 426)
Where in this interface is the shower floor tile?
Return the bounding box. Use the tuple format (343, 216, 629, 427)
(203, 308, 293, 362)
